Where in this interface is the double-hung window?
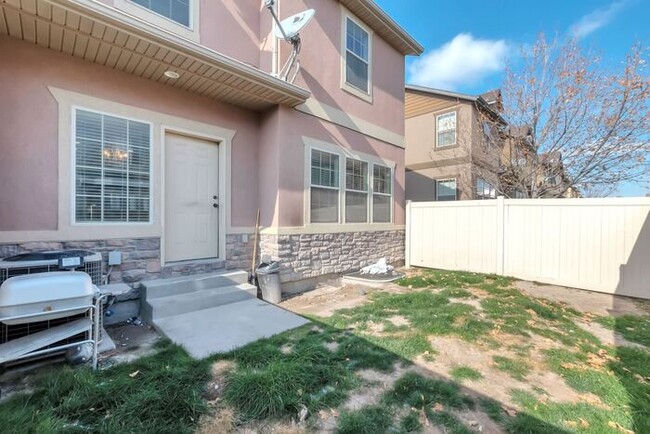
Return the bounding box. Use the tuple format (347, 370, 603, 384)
(476, 178, 496, 199)
(436, 178, 457, 201)
(344, 17, 371, 95)
(74, 109, 151, 223)
(436, 112, 457, 147)
(309, 148, 393, 224)
(372, 165, 392, 223)
(345, 159, 369, 223)
(130, 0, 190, 27)
(310, 150, 340, 223)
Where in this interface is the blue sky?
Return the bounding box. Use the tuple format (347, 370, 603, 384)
(375, 0, 649, 196)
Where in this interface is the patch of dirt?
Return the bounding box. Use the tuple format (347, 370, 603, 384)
(203, 361, 235, 402)
(515, 281, 648, 317)
(198, 405, 236, 433)
(280, 344, 293, 354)
(343, 364, 410, 411)
(416, 336, 582, 408)
(324, 341, 339, 352)
(280, 283, 410, 317)
(453, 409, 505, 433)
(449, 297, 483, 310)
(576, 320, 647, 349)
(388, 315, 410, 327)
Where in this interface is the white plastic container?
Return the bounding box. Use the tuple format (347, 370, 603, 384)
(0, 272, 96, 325)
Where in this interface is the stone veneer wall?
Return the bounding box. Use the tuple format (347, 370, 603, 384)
(0, 230, 404, 285)
(0, 237, 251, 284)
(259, 230, 405, 283)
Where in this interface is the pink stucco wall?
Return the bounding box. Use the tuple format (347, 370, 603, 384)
(271, 0, 406, 137)
(271, 107, 406, 227)
(92, 1, 406, 138)
(0, 37, 261, 231)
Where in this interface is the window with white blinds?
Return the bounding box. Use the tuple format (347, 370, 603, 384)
(130, 0, 190, 27)
(309, 147, 393, 225)
(74, 109, 152, 223)
(345, 158, 368, 223)
(310, 150, 340, 223)
(372, 165, 392, 223)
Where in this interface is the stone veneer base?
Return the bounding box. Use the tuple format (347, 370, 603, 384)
(1, 230, 405, 287)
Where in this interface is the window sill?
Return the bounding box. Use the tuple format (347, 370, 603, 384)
(342, 83, 373, 104)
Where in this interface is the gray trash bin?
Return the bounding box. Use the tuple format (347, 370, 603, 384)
(256, 262, 282, 304)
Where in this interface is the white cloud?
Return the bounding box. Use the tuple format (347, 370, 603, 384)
(569, 0, 628, 39)
(408, 33, 509, 91)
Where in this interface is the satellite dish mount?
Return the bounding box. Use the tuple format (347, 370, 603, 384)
(264, 0, 315, 83)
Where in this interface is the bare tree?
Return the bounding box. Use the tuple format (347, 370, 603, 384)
(480, 34, 650, 198)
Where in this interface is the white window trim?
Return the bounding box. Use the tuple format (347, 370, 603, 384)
(304, 139, 394, 227)
(436, 112, 457, 148)
(114, 0, 200, 42)
(436, 178, 457, 201)
(71, 106, 154, 226)
(340, 8, 373, 103)
(309, 149, 342, 224)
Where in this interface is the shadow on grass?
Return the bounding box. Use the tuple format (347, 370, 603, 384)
(208, 316, 571, 433)
(613, 209, 650, 433)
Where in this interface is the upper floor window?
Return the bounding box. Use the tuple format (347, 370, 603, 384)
(74, 109, 152, 224)
(343, 15, 372, 101)
(436, 112, 457, 147)
(436, 178, 457, 201)
(130, 0, 190, 27)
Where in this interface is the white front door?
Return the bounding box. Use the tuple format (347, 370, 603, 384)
(165, 133, 219, 262)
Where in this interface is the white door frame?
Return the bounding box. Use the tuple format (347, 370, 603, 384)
(160, 125, 231, 266)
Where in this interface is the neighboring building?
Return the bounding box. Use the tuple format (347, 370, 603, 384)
(404, 85, 506, 202)
(536, 152, 580, 198)
(0, 0, 422, 289)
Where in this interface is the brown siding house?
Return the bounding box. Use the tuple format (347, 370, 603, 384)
(405, 85, 505, 202)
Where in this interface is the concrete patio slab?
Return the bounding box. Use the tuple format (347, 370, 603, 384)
(153, 299, 309, 359)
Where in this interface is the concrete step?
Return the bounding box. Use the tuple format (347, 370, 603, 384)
(142, 270, 249, 300)
(153, 299, 310, 358)
(142, 283, 257, 322)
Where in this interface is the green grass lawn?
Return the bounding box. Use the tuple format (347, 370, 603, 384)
(1, 268, 649, 433)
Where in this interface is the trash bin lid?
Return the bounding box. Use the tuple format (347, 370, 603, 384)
(256, 262, 280, 274)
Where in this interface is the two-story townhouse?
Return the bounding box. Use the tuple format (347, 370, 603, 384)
(404, 85, 505, 202)
(0, 0, 422, 291)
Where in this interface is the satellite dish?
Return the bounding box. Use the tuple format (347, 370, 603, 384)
(264, 1, 316, 83)
(274, 9, 315, 41)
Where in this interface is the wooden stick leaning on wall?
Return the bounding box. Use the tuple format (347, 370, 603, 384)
(250, 209, 261, 284)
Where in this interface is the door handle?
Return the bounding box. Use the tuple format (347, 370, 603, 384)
(213, 203, 219, 208)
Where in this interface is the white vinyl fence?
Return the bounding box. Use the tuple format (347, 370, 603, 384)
(406, 197, 650, 299)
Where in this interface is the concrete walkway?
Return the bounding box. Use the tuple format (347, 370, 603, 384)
(154, 299, 309, 359)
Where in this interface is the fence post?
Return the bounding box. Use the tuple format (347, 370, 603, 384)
(495, 196, 505, 276)
(405, 200, 411, 269)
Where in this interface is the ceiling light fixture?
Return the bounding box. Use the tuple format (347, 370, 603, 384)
(164, 70, 180, 79)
